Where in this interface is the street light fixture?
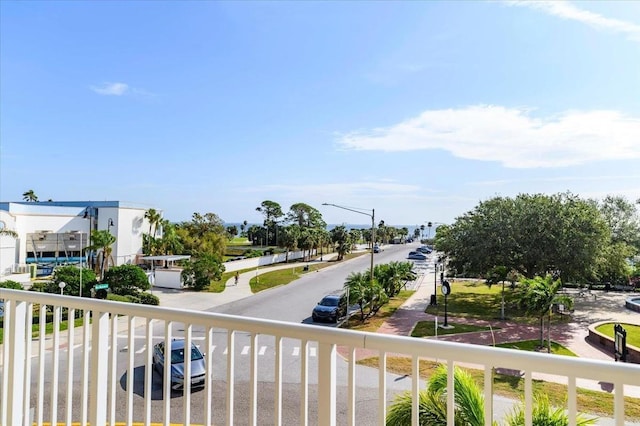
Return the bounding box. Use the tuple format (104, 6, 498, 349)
(322, 203, 375, 285)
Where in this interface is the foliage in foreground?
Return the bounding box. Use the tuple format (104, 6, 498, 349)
(504, 393, 597, 425)
(386, 365, 597, 425)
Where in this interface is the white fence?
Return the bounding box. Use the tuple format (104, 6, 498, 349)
(0, 288, 638, 426)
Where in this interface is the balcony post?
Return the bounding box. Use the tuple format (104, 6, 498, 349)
(89, 311, 110, 426)
(6, 299, 27, 425)
(317, 341, 336, 426)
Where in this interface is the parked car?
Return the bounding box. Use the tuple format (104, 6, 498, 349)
(408, 251, 427, 260)
(153, 339, 206, 389)
(312, 292, 347, 323)
(417, 246, 432, 254)
(373, 244, 381, 253)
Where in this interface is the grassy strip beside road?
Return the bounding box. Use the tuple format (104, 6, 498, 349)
(341, 290, 415, 332)
(0, 317, 85, 344)
(496, 339, 577, 357)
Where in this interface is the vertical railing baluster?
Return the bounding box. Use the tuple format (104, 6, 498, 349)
(568, 376, 577, 424)
(90, 311, 111, 426)
(144, 318, 153, 426)
(109, 314, 118, 425)
(204, 326, 213, 426)
(22, 301, 33, 426)
(524, 370, 532, 426)
(378, 352, 387, 426)
(0, 299, 8, 426)
(127, 316, 136, 425)
(7, 300, 27, 425)
(163, 322, 172, 426)
(484, 366, 494, 426)
(614, 381, 624, 426)
(447, 361, 454, 426)
(81, 310, 90, 426)
(51, 305, 61, 426)
(317, 341, 336, 426)
(65, 308, 76, 426)
(274, 335, 283, 426)
(226, 330, 235, 426)
(183, 324, 192, 425)
(411, 355, 419, 426)
(249, 333, 258, 426)
(300, 339, 309, 426)
(37, 304, 46, 426)
(348, 347, 356, 426)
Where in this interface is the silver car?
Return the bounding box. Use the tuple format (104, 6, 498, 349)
(153, 339, 206, 389)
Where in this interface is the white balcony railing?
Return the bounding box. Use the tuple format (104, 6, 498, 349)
(1, 288, 638, 426)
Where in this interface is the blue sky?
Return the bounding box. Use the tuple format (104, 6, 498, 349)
(1, 1, 639, 227)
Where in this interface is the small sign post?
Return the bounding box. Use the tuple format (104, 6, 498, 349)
(95, 283, 109, 290)
(614, 323, 627, 362)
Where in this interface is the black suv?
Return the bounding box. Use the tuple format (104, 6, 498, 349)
(312, 293, 347, 323)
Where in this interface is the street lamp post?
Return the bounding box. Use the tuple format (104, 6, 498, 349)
(322, 203, 375, 285)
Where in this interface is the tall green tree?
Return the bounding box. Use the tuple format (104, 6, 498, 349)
(330, 225, 351, 261)
(435, 193, 609, 282)
(279, 224, 300, 262)
(180, 254, 225, 291)
(176, 212, 226, 257)
(256, 200, 284, 246)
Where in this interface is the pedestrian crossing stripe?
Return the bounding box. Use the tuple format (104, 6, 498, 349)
(59, 343, 318, 357)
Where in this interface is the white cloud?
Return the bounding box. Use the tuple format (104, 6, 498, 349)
(505, 1, 640, 42)
(336, 105, 640, 168)
(90, 82, 129, 96)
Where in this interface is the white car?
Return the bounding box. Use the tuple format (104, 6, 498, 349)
(408, 251, 427, 260)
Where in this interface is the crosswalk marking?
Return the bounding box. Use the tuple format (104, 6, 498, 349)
(36, 343, 319, 358)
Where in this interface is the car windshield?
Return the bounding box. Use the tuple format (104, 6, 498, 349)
(319, 297, 339, 307)
(171, 346, 204, 364)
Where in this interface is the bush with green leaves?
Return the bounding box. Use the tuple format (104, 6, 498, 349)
(102, 264, 150, 296)
(0, 280, 24, 290)
(50, 265, 97, 296)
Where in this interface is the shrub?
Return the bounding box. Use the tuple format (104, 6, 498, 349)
(0, 280, 24, 290)
(137, 292, 160, 305)
(102, 264, 150, 296)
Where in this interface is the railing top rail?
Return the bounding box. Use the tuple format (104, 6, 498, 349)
(2, 288, 638, 387)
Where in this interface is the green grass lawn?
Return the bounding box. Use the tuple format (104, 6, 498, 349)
(410, 320, 496, 337)
(342, 290, 415, 332)
(496, 339, 578, 357)
(0, 316, 86, 344)
(595, 323, 640, 348)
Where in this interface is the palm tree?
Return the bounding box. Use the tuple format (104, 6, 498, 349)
(504, 393, 596, 425)
(515, 275, 573, 352)
(22, 190, 38, 202)
(343, 271, 370, 321)
(0, 227, 18, 238)
(87, 230, 116, 279)
(386, 365, 487, 426)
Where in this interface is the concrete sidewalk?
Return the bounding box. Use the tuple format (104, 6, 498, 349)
(153, 253, 340, 310)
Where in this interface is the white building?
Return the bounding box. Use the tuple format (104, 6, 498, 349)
(0, 201, 158, 281)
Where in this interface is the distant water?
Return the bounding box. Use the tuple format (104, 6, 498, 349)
(224, 222, 425, 236)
